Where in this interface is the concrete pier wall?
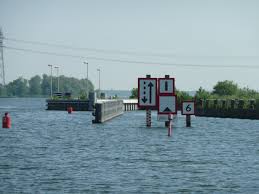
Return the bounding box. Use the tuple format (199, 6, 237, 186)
(92, 100, 124, 123)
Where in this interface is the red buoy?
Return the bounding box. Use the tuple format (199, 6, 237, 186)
(2, 112, 11, 128)
(67, 107, 73, 114)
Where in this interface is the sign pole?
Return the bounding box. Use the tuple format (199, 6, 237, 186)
(168, 114, 173, 136)
(146, 75, 151, 127)
(157, 74, 177, 136)
(146, 108, 151, 127)
(186, 115, 191, 127)
(182, 101, 195, 127)
(138, 75, 156, 128)
(164, 75, 170, 128)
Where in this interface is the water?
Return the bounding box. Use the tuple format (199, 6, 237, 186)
(0, 98, 259, 193)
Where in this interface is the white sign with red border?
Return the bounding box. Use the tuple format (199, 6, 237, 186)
(158, 78, 175, 95)
(158, 95, 177, 114)
(138, 78, 157, 108)
(182, 101, 195, 115)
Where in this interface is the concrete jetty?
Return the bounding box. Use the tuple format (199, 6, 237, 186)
(46, 99, 90, 111)
(46, 92, 96, 111)
(92, 100, 124, 123)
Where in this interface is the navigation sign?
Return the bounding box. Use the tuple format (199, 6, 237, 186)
(158, 78, 175, 95)
(182, 101, 195, 115)
(138, 78, 157, 108)
(158, 95, 177, 114)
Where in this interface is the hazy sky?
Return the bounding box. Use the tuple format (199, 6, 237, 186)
(0, 0, 258, 91)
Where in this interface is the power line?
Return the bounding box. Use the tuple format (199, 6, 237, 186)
(2, 45, 259, 69)
(3, 45, 84, 59)
(4, 37, 259, 59)
(4, 37, 179, 58)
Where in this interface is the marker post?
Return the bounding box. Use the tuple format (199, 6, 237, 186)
(146, 108, 151, 127)
(181, 101, 195, 127)
(168, 114, 173, 136)
(138, 75, 157, 127)
(186, 115, 191, 127)
(158, 75, 177, 136)
(146, 75, 151, 127)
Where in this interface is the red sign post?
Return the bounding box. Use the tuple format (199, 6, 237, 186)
(157, 75, 177, 136)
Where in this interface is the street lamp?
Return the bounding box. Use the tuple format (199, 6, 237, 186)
(48, 64, 53, 98)
(54, 66, 59, 93)
(83, 61, 89, 98)
(97, 68, 101, 96)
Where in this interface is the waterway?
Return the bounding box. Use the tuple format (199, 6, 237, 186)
(0, 98, 258, 193)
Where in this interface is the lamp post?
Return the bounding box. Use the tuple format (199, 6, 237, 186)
(48, 64, 53, 98)
(54, 66, 59, 93)
(97, 68, 101, 97)
(83, 61, 88, 98)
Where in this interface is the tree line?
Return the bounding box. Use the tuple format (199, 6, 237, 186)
(195, 80, 259, 100)
(0, 74, 94, 98)
(130, 80, 259, 100)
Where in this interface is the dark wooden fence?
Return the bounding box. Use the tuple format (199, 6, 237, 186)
(195, 99, 259, 120)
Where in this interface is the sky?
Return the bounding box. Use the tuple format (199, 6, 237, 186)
(0, 0, 258, 91)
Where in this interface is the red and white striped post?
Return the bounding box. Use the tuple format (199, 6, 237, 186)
(168, 114, 173, 136)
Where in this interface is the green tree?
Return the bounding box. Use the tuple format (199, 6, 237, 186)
(29, 75, 42, 95)
(237, 87, 259, 98)
(176, 90, 193, 105)
(6, 77, 29, 97)
(176, 90, 192, 100)
(41, 74, 51, 96)
(0, 85, 7, 96)
(195, 87, 211, 99)
(58, 76, 94, 97)
(0, 74, 92, 98)
(129, 88, 138, 99)
(212, 80, 238, 96)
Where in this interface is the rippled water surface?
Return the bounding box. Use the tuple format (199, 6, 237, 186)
(0, 98, 259, 193)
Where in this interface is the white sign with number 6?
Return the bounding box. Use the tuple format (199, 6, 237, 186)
(182, 101, 195, 115)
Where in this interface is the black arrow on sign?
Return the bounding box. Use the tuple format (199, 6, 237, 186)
(148, 82, 154, 104)
(163, 107, 172, 112)
(165, 81, 168, 91)
(141, 96, 147, 103)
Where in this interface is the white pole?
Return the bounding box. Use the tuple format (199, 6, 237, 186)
(55, 66, 59, 92)
(97, 68, 101, 96)
(48, 64, 53, 98)
(84, 61, 89, 98)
